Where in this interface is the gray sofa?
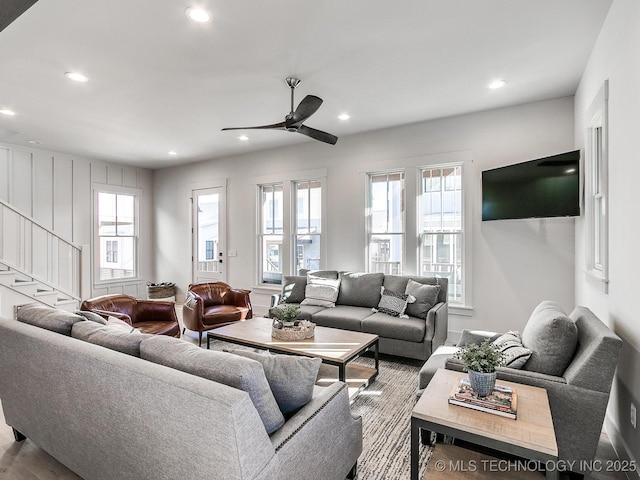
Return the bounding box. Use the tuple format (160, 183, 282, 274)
(270, 271, 448, 361)
(0, 306, 362, 480)
(418, 301, 621, 473)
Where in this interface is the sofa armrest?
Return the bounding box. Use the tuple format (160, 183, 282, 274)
(269, 382, 362, 479)
(90, 309, 133, 326)
(426, 302, 448, 351)
(182, 291, 204, 330)
(270, 293, 281, 308)
(456, 329, 501, 347)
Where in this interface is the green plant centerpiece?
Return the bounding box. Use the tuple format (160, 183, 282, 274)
(454, 339, 505, 397)
(272, 304, 301, 328)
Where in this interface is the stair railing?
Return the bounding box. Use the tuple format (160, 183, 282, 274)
(0, 198, 82, 301)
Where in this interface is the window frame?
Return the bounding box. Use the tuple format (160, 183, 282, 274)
(584, 80, 609, 292)
(92, 184, 140, 285)
(418, 163, 465, 305)
(366, 170, 406, 275)
(256, 171, 326, 287)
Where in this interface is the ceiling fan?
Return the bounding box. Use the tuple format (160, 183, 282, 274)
(222, 77, 338, 145)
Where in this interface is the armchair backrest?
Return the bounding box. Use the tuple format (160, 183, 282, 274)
(187, 282, 231, 306)
(81, 294, 137, 319)
(564, 307, 622, 392)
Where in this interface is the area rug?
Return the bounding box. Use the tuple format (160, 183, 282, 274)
(349, 354, 433, 480)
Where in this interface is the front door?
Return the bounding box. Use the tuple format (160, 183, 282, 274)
(192, 186, 226, 283)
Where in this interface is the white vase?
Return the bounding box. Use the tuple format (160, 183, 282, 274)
(468, 370, 496, 397)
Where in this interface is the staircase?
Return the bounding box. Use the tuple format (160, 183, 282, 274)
(0, 199, 82, 318)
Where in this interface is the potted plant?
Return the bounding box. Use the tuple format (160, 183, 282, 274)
(454, 340, 505, 396)
(272, 304, 301, 328)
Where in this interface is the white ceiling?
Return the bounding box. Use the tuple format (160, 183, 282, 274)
(0, 0, 612, 169)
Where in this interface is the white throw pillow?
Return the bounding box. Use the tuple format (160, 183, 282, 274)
(301, 275, 341, 308)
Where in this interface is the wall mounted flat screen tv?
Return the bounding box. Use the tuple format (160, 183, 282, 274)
(482, 150, 580, 221)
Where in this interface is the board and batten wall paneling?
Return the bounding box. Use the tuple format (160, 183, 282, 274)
(72, 159, 91, 246)
(52, 155, 74, 241)
(32, 152, 54, 230)
(10, 149, 32, 216)
(0, 148, 9, 202)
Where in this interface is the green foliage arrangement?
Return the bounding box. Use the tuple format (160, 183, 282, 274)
(454, 339, 505, 373)
(273, 304, 301, 322)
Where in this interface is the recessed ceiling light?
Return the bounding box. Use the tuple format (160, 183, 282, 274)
(186, 6, 211, 23)
(488, 79, 507, 89)
(338, 113, 350, 121)
(0, 109, 16, 116)
(168, 150, 178, 156)
(28, 140, 42, 145)
(238, 135, 250, 141)
(65, 72, 89, 83)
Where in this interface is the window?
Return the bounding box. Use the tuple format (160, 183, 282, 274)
(367, 172, 404, 275)
(257, 177, 324, 285)
(205, 240, 215, 260)
(259, 183, 283, 284)
(585, 80, 609, 289)
(96, 190, 137, 281)
(294, 180, 322, 272)
(419, 165, 463, 303)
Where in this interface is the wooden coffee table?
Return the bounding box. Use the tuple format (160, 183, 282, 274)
(411, 369, 558, 480)
(206, 317, 379, 395)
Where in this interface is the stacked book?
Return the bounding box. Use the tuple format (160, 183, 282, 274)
(448, 377, 518, 419)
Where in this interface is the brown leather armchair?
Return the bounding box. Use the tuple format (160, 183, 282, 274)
(80, 294, 180, 337)
(183, 282, 252, 346)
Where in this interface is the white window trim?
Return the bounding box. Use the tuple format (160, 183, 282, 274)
(92, 183, 141, 286)
(254, 169, 327, 287)
(584, 80, 609, 293)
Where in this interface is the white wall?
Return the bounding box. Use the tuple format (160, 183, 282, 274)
(0, 143, 154, 298)
(154, 96, 576, 335)
(574, 0, 640, 465)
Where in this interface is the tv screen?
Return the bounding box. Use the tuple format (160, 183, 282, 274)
(482, 150, 580, 221)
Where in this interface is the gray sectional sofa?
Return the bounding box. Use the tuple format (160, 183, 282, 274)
(0, 305, 362, 480)
(270, 270, 448, 361)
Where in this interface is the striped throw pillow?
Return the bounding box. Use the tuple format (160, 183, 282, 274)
(492, 331, 532, 369)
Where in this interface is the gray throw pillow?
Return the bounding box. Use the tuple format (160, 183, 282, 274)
(372, 287, 414, 318)
(336, 272, 384, 308)
(75, 310, 108, 325)
(71, 321, 152, 357)
(106, 315, 136, 333)
(521, 301, 578, 376)
(301, 275, 340, 308)
(404, 279, 440, 319)
(16, 304, 85, 336)
(492, 331, 532, 369)
(140, 336, 285, 434)
(227, 349, 322, 415)
(280, 275, 307, 304)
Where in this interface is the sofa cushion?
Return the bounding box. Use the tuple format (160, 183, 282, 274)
(372, 287, 414, 318)
(336, 272, 384, 308)
(384, 275, 446, 305)
(521, 301, 578, 376)
(491, 331, 532, 369)
(75, 309, 108, 325)
(140, 336, 285, 434)
(226, 349, 322, 416)
(280, 275, 307, 304)
(361, 312, 426, 342)
(301, 275, 340, 308)
(404, 280, 440, 319)
(71, 320, 152, 357)
(311, 305, 372, 331)
(16, 304, 85, 336)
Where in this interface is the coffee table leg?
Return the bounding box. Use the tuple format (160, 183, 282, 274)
(374, 340, 379, 378)
(339, 364, 346, 382)
(411, 418, 420, 480)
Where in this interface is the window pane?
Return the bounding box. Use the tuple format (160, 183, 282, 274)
(369, 233, 403, 275)
(261, 235, 283, 284)
(296, 180, 321, 234)
(295, 234, 321, 271)
(99, 236, 135, 280)
(116, 194, 135, 236)
(261, 184, 283, 234)
(98, 192, 116, 236)
(370, 173, 404, 233)
(420, 233, 462, 302)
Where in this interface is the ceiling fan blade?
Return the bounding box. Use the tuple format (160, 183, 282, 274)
(289, 95, 323, 126)
(0, 0, 38, 32)
(222, 121, 286, 131)
(297, 125, 338, 145)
